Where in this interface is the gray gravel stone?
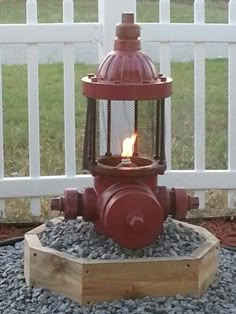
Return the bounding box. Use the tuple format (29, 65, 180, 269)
(39, 217, 205, 259)
(0, 223, 235, 313)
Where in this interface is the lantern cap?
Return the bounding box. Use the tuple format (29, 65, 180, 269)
(82, 13, 172, 100)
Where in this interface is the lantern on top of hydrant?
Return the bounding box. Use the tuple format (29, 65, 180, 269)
(51, 13, 199, 249)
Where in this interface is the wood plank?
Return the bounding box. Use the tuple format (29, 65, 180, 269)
(197, 243, 219, 295)
(26, 224, 47, 235)
(24, 234, 42, 285)
(191, 240, 219, 259)
(24, 233, 42, 248)
(24, 218, 219, 305)
(26, 217, 64, 234)
(24, 235, 31, 285)
(50, 216, 65, 224)
(176, 220, 219, 242)
(28, 245, 83, 303)
(81, 255, 195, 264)
(81, 258, 199, 304)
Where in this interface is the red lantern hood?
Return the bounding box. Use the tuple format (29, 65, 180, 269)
(82, 12, 172, 100)
(96, 13, 158, 84)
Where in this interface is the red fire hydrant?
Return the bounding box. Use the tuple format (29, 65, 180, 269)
(51, 13, 199, 249)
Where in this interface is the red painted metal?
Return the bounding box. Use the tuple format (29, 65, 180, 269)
(81, 76, 172, 101)
(171, 188, 199, 220)
(50, 13, 199, 249)
(82, 13, 172, 101)
(51, 158, 197, 249)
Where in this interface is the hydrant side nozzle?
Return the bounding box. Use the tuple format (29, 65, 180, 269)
(50, 188, 81, 220)
(169, 188, 189, 220)
(63, 188, 81, 219)
(169, 188, 200, 220)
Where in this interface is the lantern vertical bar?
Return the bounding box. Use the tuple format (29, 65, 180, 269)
(133, 100, 138, 156)
(106, 100, 111, 156)
(88, 100, 92, 162)
(82, 99, 90, 170)
(88, 98, 97, 164)
(160, 99, 166, 164)
(155, 99, 161, 160)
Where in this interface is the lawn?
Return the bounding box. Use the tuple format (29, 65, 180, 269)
(0, 0, 228, 24)
(0, 0, 229, 220)
(2, 59, 228, 221)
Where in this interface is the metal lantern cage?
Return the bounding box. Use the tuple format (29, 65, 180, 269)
(51, 13, 199, 249)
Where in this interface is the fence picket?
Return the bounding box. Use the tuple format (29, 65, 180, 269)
(159, 0, 171, 170)
(98, 0, 137, 156)
(63, 0, 76, 177)
(0, 49, 5, 217)
(27, 0, 41, 216)
(98, 0, 136, 61)
(228, 0, 236, 209)
(193, 0, 206, 209)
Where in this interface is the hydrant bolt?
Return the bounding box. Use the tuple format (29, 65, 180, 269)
(127, 215, 144, 232)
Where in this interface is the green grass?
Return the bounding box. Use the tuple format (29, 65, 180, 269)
(2, 60, 228, 221)
(137, 0, 228, 23)
(171, 59, 227, 170)
(3, 63, 96, 177)
(0, 0, 228, 24)
(0, 0, 98, 23)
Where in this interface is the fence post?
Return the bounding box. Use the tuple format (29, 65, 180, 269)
(26, 0, 41, 216)
(228, 0, 236, 209)
(194, 0, 206, 209)
(98, 0, 136, 61)
(98, 0, 137, 155)
(0, 49, 4, 217)
(63, 0, 76, 177)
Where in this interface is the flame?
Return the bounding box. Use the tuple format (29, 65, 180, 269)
(121, 133, 137, 157)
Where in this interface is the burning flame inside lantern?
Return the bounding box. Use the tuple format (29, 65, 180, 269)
(121, 133, 137, 158)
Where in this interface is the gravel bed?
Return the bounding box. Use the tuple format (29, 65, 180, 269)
(39, 218, 205, 259)
(0, 242, 235, 313)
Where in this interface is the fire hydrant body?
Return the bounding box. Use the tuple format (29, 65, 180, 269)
(51, 13, 199, 249)
(52, 157, 198, 249)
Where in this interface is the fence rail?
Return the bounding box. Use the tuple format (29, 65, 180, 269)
(0, 0, 236, 217)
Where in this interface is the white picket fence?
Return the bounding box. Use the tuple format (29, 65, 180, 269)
(0, 0, 236, 217)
